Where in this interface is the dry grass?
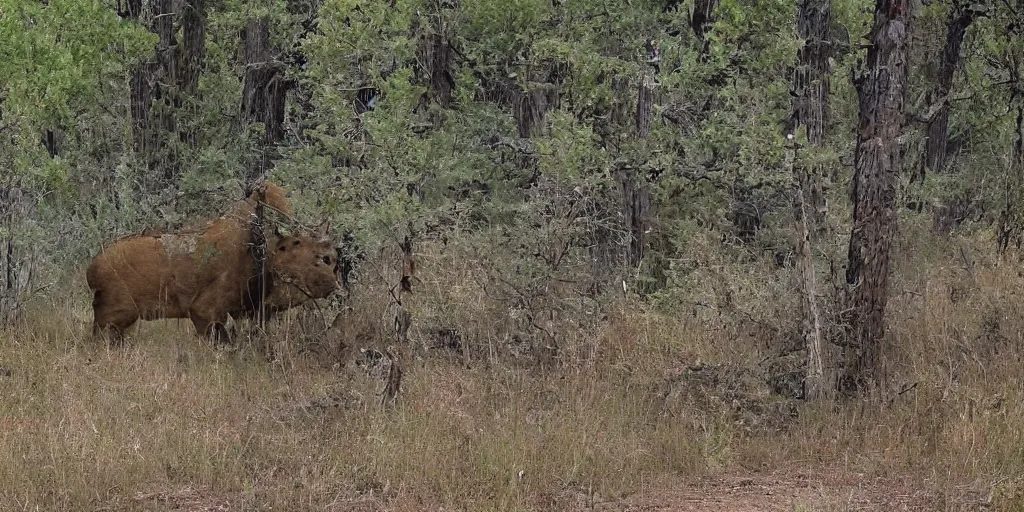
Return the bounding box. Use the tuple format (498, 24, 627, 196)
(2, 225, 1024, 510)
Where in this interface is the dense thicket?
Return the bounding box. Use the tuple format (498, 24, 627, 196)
(1, 0, 1023, 395)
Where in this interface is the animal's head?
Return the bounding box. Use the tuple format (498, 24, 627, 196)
(267, 220, 341, 306)
(242, 180, 293, 217)
(260, 181, 292, 216)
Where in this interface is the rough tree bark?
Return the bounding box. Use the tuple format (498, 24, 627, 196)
(415, 17, 456, 108)
(636, 76, 654, 138)
(512, 59, 566, 138)
(692, 0, 721, 58)
(793, 0, 831, 231)
(791, 0, 832, 400)
(790, 139, 828, 400)
(129, 64, 153, 161)
(841, 0, 911, 396)
(0, 186, 34, 326)
(923, 0, 982, 178)
(616, 73, 656, 270)
(240, 17, 290, 195)
(42, 129, 59, 158)
(179, 0, 206, 97)
(115, 0, 142, 19)
(514, 85, 559, 138)
(617, 166, 652, 269)
(997, 107, 1024, 254)
(126, 0, 180, 186)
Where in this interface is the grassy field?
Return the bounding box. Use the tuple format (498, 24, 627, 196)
(2, 228, 1024, 510)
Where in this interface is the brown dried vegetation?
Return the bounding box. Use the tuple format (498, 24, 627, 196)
(1, 216, 1022, 511)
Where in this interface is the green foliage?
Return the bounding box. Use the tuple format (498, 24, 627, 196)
(0, 0, 153, 186)
(0, 0, 1019, 314)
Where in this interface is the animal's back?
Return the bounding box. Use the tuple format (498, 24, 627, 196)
(88, 235, 190, 322)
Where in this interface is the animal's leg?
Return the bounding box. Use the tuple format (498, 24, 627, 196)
(90, 288, 137, 345)
(189, 270, 245, 344)
(92, 309, 138, 346)
(238, 307, 277, 336)
(212, 322, 231, 344)
(189, 312, 232, 344)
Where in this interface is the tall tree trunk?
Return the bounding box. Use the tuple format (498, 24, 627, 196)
(126, 0, 179, 188)
(177, 0, 207, 149)
(793, 0, 830, 145)
(115, 0, 141, 19)
(691, 0, 720, 58)
(0, 186, 33, 326)
(923, 0, 980, 178)
(42, 129, 59, 158)
(997, 107, 1024, 254)
(617, 166, 652, 269)
(237, 0, 315, 328)
(618, 74, 655, 270)
(636, 76, 654, 138)
(240, 17, 290, 195)
(841, 0, 912, 396)
(512, 58, 565, 139)
(793, 0, 831, 233)
(129, 63, 153, 166)
(179, 0, 206, 96)
(790, 140, 829, 400)
(415, 17, 455, 108)
(790, 0, 832, 400)
(151, 0, 177, 181)
(514, 86, 558, 138)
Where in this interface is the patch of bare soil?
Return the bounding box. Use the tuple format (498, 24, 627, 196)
(573, 467, 980, 512)
(109, 468, 979, 512)
(99, 486, 233, 511)
(101, 486, 385, 512)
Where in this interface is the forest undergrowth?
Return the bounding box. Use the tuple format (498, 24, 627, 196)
(3, 0, 1024, 509)
(1, 220, 1023, 511)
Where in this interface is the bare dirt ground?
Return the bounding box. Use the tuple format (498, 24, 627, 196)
(109, 466, 990, 511)
(582, 469, 967, 512)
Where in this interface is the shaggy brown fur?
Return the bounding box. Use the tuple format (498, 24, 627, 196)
(86, 182, 339, 342)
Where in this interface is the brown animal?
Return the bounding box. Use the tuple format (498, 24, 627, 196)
(86, 182, 340, 342)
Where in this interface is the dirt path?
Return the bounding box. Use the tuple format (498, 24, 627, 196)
(582, 468, 985, 512)
(110, 467, 988, 511)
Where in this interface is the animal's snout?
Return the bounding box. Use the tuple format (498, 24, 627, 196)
(325, 276, 342, 296)
(310, 273, 341, 299)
